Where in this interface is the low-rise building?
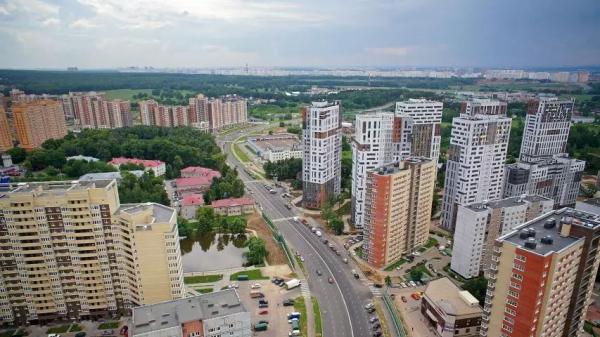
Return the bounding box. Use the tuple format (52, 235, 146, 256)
(211, 197, 256, 216)
(451, 195, 553, 279)
(176, 176, 215, 196)
(67, 155, 99, 162)
(79, 170, 145, 182)
(180, 166, 222, 179)
(246, 133, 302, 162)
(421, 278, 482, 337)
(180, 194, 204, 219)
(132, 289, 251, 337)
(109, 157, 166, 176)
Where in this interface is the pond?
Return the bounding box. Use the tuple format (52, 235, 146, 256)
(180, 231, 248, 273)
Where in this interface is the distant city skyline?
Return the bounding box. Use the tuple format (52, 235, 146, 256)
(0, 0, 599, 69)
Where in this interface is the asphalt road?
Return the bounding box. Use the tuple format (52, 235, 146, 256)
(217, 125, 374, 337)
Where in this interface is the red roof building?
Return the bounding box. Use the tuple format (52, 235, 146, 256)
(211, 197, 256, 216)
(180, 193, 204, 220)
(180, 166, 221, 179)
(175, 176, 215, 196)
(109, 157, 166, 176)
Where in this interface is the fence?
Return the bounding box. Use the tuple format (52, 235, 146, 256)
(262, 211, 295, 268)
(383, 288, 407, 337)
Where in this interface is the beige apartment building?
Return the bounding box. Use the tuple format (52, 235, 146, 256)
(0, 180, 184, 325)
(363, 158, 436, 268)
(0, 106, 12, 152)
(12, 100, 68, 151)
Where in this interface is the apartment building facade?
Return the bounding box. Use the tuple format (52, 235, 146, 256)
(12, 100, 68, 151)
(70, 92, 133, 129)
(302, 101, 342, 209)
(519, 98, 574, 163)
(363, 158, 436, 268)
(0, 107, 12, 152)
(395, 98, 443, 162)
(441, 99, 511, 231)
(132, 289, 251, 337)
(351, 112, 412, 229)
(0, 180, 184, 325)
(451, 195, 553, 279)
(481, 208, 600, 337)
(504, 154, 584, 208)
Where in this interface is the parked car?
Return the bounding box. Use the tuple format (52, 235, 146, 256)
(409, 281, 417, 287)
(322, 239, 329, 244)
(369, 316, 379, 323)
(316, 269, 322, 276)
(401, 296, 407, 303)
(400, 282, 407, 288)
(258, 320, 269, 325)
(283, 299, 295, 306)
(259, 299, 268, 305)
(364, 303, 374, 310)
(328, 277, 334, 284)
(372, 323, 381, 330)
(259, 303, 268, 308)
(373, 331, 382, 337)
(411, 293, 421, 300)
(342, 258, 349, 264)
(251, 283, 261, 289)
(259, 310, 269, 315)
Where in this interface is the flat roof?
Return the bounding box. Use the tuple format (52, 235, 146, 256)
(1, 180, 115, 196)
(465, 195, 552, 212)
(373, 157, 432, 176)
(118, 203, 175, 223)
(132, 289, 246, 335)
(424, 278, 482, 316)
(500, 208, 600, 256)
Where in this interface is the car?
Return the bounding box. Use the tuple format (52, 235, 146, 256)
(400, 282, 407, 288)
(311, 227, 317, 233)
(278, 281, 286, 287)
(229, 283, 239, 289)
(364, 303, 375, 310)
(283, 299, 295, 306)
(328, 243, 334, 248)
(373, 332, 382, 337)
(342, 258, 348, 264)
(300, 256, 305, 262)
(401, 296, 407, 303)
(259, 310, 269, 315)
(409, 281, 417, 287)
(48, 334, 61, 337)
(286, 204, 292, 210)
(412, 251, 421, 256)
(374, 283, 383, 288)
(335, 250, 341, 256)
(315, 231, 322, 237)
(328, 277, 334, 284)
(101, 331, 113, 336)
(416, 280, 423, 286)
(251, 283, 261, 289)
(75, 333, 86, 337)
(372, 323, 381, 330)
(369, 316, 379, 323)
(316, 269, 322, 276)
(258, 320, 269, 325)
(258, 303, 268, 308)
(411, 293, 421, 300)
(367, 307, 376, 313)
(259, 299, 268, 304)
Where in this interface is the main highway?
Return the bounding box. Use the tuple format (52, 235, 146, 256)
(217, 125, 374, 337)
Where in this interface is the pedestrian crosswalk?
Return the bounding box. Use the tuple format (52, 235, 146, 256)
(367, 282, 383, 297)
(300, 280, 311, 298)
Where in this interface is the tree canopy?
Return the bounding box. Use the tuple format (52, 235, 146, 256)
(263, 158, 302, 180)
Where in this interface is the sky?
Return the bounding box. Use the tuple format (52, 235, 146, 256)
(0, 0, 599, 69)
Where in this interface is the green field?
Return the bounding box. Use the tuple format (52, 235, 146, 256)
(184, 274, 224, 284)
(195, 288, 213, 294)
(312, 297, 323, 337)
(98, 321, 120, 330)
(229, 269, 269, 281)
(232, 143, 251, 163)
(104, 89, 152, 101)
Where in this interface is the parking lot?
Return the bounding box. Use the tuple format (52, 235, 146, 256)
(389, 287, 436, 337)
(236, 278, 303, 337)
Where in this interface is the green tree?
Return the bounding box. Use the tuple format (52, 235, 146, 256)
(385, 276, 392, 286)
(196, 207, 215, 233)
(409, 269, 423, 281)
(177, 216, 192, 237)
(227, 217, 247, 234)
(329, 217, 344, 235)
(582, 183, 598, 198)
(461, 276, 488, 305)
(6, 147, 26, 163)
(244, 237, 268, 266)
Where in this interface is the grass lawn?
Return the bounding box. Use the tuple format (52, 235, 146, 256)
(98, 321, 120, 330)
(374, 302, 392, 337)
(232, 143, 251, 163)
(312, 297, 323, 337)
(195, 288, 213, 294)
(407, 264, 433, 281)
(46, 325, 70, 334)
(104, 89, 152, 101)
(384, 258, 407, 272)
(229, 269, 269, 281)
(184, 274, 224, 284)
(69, 324, 82, 332)
(0, 330, 16, 337)
(335, 201, 351, 216)
(424, 237, 439, 249)
(355, 246, 364, 258)
(293, 297, 309, 337)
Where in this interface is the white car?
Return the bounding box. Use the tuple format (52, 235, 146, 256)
(315, 231, 322, 237)
(251, 283, 261, 289)
(300, 256, 305, 262)
(229, 283, 239, 289)
(409, 281, 417, 287)
(400, 282, 407, 288)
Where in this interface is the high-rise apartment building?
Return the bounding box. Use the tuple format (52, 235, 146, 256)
(302, 101, 342, 209)
(504, 154, 584, 208)
(363, 158, 436, 268)
(351, 112, 412, 229)
(519, 98, 574, 163)
(395, 99, 443, 162)
(12, 100, 68, 151)
(70, 92, 132, 129)
(0, 180, 184, 325)
(481, 208, 600, 337)
(0, 106, 12, 152)
(451, 195, 553, 279)
(441, 99, 511, 231)
(188, 94, 208, 126)
(140, 100, 159, 126)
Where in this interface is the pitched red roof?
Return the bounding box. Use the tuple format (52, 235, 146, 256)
(211, 197, 255, 208)
(181, 194, 204, 206)
(181, 166, 221, 178)
(176, 176, 214, 187)
(109, 157, 164, 168)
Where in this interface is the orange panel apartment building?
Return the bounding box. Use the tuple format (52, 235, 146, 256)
(363, 157, 436, 268)
(0, 106, 12, 152)
(12, 100, 67, 151)
(482, 208, 600, 337)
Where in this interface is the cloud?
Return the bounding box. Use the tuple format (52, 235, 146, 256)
(69, 18, 99, 29)
(42, 17, 60, 26)
(366, 47, 412, 57)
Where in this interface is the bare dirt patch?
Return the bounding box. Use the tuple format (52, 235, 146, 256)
(247, 213, 287, 265)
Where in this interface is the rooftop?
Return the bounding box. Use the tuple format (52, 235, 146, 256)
(424, 278, 482, 316)
(118, 203, 175, 223)
(181, 194, 204, 206)
(500, 208, 600, 256)
(67, 155, 99, 162)
(373, 157, 432, 176)
(1, 180, 115, 196)
(176, 176, 215, 187)
(181, 166, 221, 178)
(211, 197, 255, 208)
(132, 289, 246, 335)
(109, 157, 164, 168)
(465, 195, 552, 212)
(79, 171, 144, 181)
